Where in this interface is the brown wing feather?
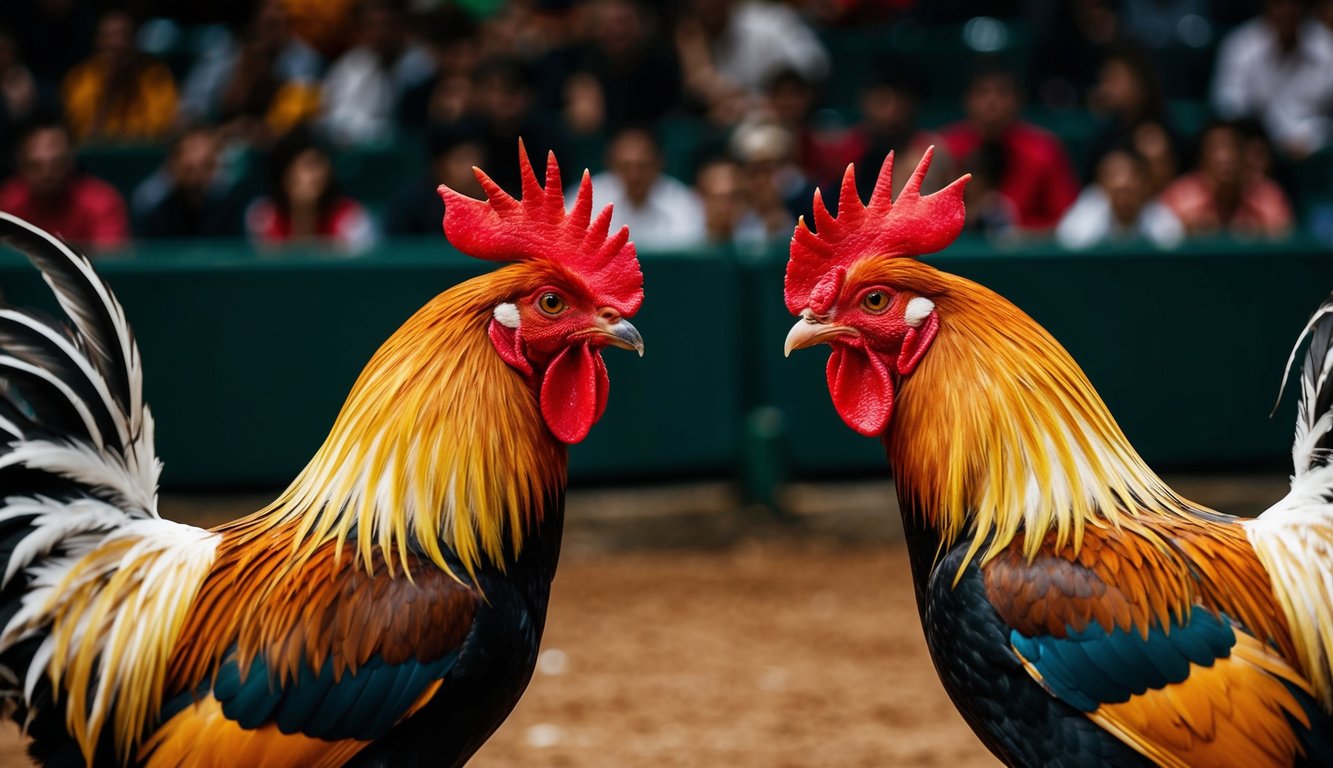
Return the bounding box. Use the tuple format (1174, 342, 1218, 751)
(167, 525, 480, 693)
(984, 518, 1295, 658)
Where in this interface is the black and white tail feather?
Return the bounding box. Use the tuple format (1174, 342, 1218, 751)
(0, 212, 197, 761)
(0, 213, 159, 514)
(0, 210, 158, 688)
(1247, 292, 1333, 711)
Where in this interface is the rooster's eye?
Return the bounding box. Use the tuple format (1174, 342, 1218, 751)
(862, 291, 891, 312)
(538, 293, 566, 316)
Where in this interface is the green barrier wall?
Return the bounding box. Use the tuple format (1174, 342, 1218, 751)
(0, 237, 1328, 490)
(0, 240, 740, 487)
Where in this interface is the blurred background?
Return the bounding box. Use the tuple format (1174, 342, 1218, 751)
(0, 0, 1330, 765)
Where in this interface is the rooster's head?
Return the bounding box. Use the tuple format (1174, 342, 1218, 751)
(439, 142, 644, 444)
(782, 148, 969, 437)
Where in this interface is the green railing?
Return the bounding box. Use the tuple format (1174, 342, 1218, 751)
(0, 237, 1329, 497)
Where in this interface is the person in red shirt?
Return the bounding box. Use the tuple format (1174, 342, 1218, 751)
(940, 63, 1080, 231)
(1159, 119, 1293, 238)
(245, 125, 374, 253)
(0, 120, 129, 251)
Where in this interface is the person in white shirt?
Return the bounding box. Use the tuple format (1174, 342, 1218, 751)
(1057, 148, 1184, 250)
(676, 0, 829, 124)
(583, 127, 707, 251)
(1212, 0, 1333, 159)
(318, 0, 434, 145)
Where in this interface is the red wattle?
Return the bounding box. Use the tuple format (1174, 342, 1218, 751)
(489, 319, 533, 376)
(540, 343, 609, 444)
(827, 345, 895, 437)
(896, 311, 939, 375)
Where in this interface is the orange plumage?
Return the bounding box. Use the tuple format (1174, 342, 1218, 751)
(0, 146, 645, 766)
(784, 150, 1333, 765)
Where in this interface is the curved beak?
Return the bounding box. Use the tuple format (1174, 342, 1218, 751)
(784, 313, 857, 357)
(606, 317, 645, 356)
(579, 314, 645, 356)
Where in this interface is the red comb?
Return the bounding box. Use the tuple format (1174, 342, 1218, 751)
(785, 147, 969, 314)
(438, 141, 643, 315)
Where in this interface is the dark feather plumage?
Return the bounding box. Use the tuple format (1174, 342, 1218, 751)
(0, 214, 135, 419)
(1299, 293, 1333, 464)
(0, 308, 121, 445)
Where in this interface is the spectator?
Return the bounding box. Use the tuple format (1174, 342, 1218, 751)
(562, 0, 682, 136)
(470, 56, 560, 194)
(582, 126, 705, 250)
(761, 68, 832, 186)
(385, 123, 486, 236)
(1159, 120, 1293, 238)
(1086, 45, 1181, 195)
(842, 58, 953, 203)
(0, 27, 47, 178)
(179, 0, 324, 143)
(730, 118, 816, 245)
(694, 156, 745, 244)
(1235, 117, 1288, 194)
(940, 63, 1080, 231)
(398, 8, 479, 129)
(1212, 0, 1333, 160)
(0, 120, 129, 251)
(1030, 0, 1120, 109)
(132, 125, 245, 239)
(318, 0, 434, 145)
(246, 126, 375, 252)
(959, 140, 1017, 238)
(676, 0, 829, 124)
(62, 10, 178, 143)
(7, 0, 97, 95)
(1056, 148, 1184, 249)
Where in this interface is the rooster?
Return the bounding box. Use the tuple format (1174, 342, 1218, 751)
(0, 146, 645, 767)
(782, 149, 1333, 766)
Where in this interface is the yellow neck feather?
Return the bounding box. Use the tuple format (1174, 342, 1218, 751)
(227, 266, 567, 578)
(875, 261, 1198, 566)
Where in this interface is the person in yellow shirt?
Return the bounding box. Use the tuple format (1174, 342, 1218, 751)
(62, 10, 177, 143)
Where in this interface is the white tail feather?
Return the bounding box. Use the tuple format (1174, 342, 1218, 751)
(1247, 294, 1333, 711)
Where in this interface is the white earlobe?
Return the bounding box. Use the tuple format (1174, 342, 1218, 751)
(493, 302, 521, 329)
(904, 297, 935, 328)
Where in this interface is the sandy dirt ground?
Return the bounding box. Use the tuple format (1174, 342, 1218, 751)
(0, 474, 1289, 767)
(470, 543, 998, 768)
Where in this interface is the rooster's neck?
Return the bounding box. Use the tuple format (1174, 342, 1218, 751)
(230, 270, 568, 579)
(883, 271, 1197, 569)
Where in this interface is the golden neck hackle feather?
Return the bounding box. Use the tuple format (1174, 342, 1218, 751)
(877, 259, 1202, 572)
(783, 151, 1219, 580)
(225, 147, 645, 581)
(225, 264, 569, 580)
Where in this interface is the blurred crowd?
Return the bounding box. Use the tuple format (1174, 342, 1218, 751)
(1, 0, 1332, 254)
